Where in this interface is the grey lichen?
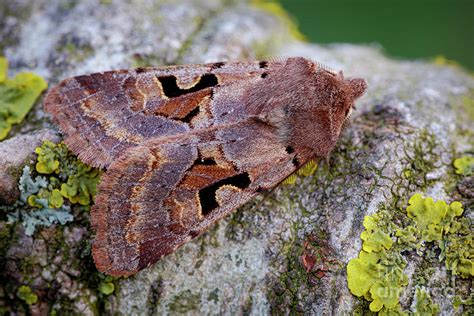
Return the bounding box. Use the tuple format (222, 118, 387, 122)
(4, 166, 73, 236)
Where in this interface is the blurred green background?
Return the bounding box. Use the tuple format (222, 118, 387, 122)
(279, 0, 473, 70)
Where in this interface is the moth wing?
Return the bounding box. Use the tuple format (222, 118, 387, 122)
(44, 68, 187, 168)
(91, 140, 197, 276)
(91, 120, 300, 276)
(43, 62, 268, 168)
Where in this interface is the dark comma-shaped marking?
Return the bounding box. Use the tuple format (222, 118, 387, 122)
(157, 74, 218, 98)
(198, 173, 251, 216)
(157, 74, 218, 123)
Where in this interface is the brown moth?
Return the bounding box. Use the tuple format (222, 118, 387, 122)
(44, 57, 367, 276)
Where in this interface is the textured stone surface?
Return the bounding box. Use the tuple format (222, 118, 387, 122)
(0, 129, 59, 204)
(1, 0, 472, 315)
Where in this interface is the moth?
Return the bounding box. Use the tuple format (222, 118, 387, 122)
(44, 57, 367, 276)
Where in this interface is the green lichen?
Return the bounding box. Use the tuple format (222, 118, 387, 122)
(98, 281, 115, 296)
(453, 294, 474, 310)
(28, 188, 64, 209)
(34, 140, 100, 205)
(403, 194, 463, 242)
(282, 160, 318, 185)
(4, 166, 73, 235)
(96, 274, 117, 296)
(347, 217, 407, 312)
(269, 229, 340, 314)
(441, 216, 473, 278)
(3, 141, 100, 235)
(207, 288, 219, 303)
(55, 34, 95, 64)
(360, 215, 393, 253)
(131, 53, 166, 68)
(400, 129, 438, 192)
(34, 141, 72, 176)
(453, 156, 474, 176)
(400, 194, 472, 278)
(0, 56, 47, 140)
(347, 194, 472, 314)
(0, 57, 7, 82)
(35, 140, 67, 174)
(169, 290, 201, 313)
(60, 163, 100, 205)
(412, 287, 440, 315)
(17, 285, 38, 305)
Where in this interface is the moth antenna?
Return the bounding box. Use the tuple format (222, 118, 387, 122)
(263, 55, 290, 63)
(311, 60, 336, 74)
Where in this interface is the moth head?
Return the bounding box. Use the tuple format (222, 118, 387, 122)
(347, 77, 367, 100)
(317, 70, 367, 140)
(329, 71, 367, 128)
(341, 76, 367, 124)
(284, 59, 368, 157)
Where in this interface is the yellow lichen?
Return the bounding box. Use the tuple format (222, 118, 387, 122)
(0, 56, 47, 140)
(348, 194, 471, 313)
(453, 156, 474, 176)
(282, 160, 318, 185)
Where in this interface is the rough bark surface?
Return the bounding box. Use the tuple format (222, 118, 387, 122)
(1, 0, 472, 315)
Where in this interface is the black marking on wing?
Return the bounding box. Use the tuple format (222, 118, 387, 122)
(199, 173, 251, 215)
(158, 74, 218, 98)
(211, 62, 225, 69)
(292, 157, 300, 167)
(181, 106, 201, 123)
(194, 150, 217, 166)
